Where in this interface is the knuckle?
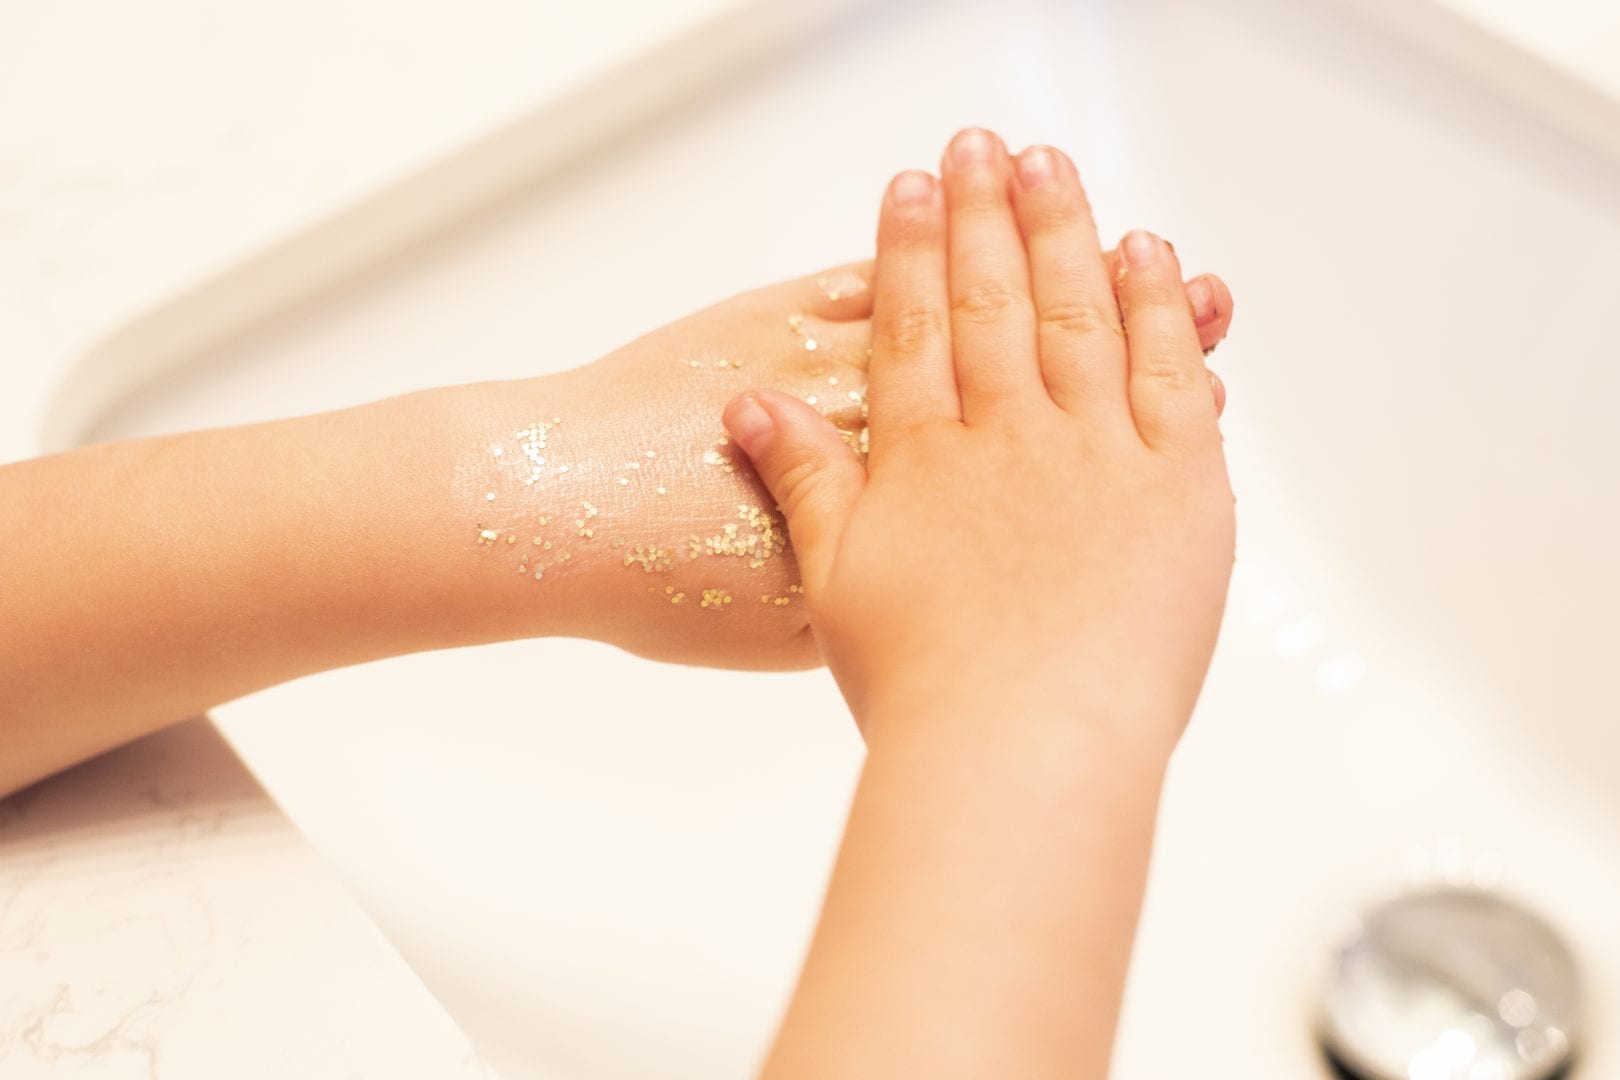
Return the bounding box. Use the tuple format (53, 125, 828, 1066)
(772, 454, 825, 522)
(1037, 299, 1120, 339)
(876, 303, 945, 357)
(950, 281, 1029, 326)
(1137, 360, 1200, 393)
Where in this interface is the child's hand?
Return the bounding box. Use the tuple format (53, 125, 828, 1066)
(724, 129, 1235, 742)
(465, 242, 1232, 674)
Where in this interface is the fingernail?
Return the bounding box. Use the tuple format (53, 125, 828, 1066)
(950, 128, 995, 165)
(1187, 277, 1216, 324)
(890, 170, 935, 206)
(724, 394, 775, 456)
(1121, 229, 1161, 269)
(1015, 146, 1055, 190)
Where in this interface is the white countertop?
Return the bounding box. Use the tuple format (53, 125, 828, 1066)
(0, 720, 496, 1079)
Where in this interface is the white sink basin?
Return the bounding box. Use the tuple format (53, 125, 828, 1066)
(75, 0, 1620, 1076)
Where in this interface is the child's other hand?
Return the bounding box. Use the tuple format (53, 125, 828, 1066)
(723, 129, 1235, 744)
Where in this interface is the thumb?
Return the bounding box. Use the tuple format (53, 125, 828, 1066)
(722, 390, 865, 594)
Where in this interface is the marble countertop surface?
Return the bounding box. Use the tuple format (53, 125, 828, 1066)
(0, 720, 499, 1079)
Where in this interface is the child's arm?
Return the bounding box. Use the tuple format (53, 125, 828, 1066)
(736, 132, 1235, 1078)
(0, 253, 1231, 799)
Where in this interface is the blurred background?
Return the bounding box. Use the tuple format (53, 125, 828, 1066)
(3, 1, 1619, 1078)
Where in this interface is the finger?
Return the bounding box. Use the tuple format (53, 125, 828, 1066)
(1010, 144, 1130, 423)
(801, 260, 875, 322)
(723, 390, 866, 596)
(1103, 251, 1234, 355)
(866, 169, 957, 448)
(940, 128, 1040, 419)
(1117, 229, 1219, 450)
(1187, 273, 1234, 355)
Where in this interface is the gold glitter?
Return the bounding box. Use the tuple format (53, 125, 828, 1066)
(828, 376, 839, 386)
(513, 420, 556, 487)
(478, 529, 498, 544)
(847, 390, 862, 402)
(702, 441, 739, 475)
(624, 544, 674, 573)
(616, 477, 629, 486)
(645, 450, 656, 458)
(628, 462, 641, 470)
(714, 359, 730, 369)
(669, 592, 686, 605)
(806, 395, 818, 406)
(582, 501, 599, 518)
(689, 505, 787, 570)
(558, 551, 572, 562)
(731, 359, 743, 369)
(533, 536, 543, 545)
(491, 447, 503, 457)
(558, 464, 570, 473)
(687, 359, 701, 368)
(787, 314, 805, 333)
(517, 562, 527, 573)
(485, 492, 497, 501)
(699, 588, 733, 609)
(656, 486, 667, 495)
(534, 569, 544, 581)
(538, 516, 549, 526)
(543, 540, 553, 550)
(506, 535, 517, 544)
(804, 338, 819, 352)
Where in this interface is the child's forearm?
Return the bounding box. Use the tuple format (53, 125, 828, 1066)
(760, 698, 1169, 1080)
(0, 370, 808, 796)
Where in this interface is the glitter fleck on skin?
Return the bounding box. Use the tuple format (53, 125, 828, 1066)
(511, 420, 556, 487)
(478, 529, 498, 545)
(699, 588, 733, 609)
(485, 492, 497, 501)
(804, 338, 818, 352)
(683, 505, 787, 570)
(624, 545, 674, 573)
